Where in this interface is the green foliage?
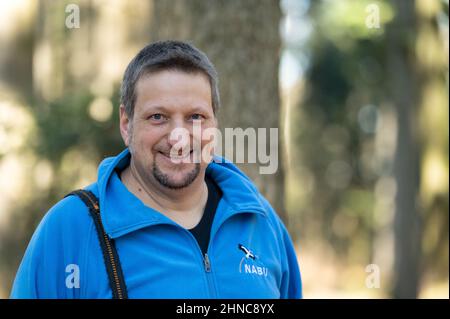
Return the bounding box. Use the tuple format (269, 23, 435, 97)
(33, 89, 123, 164)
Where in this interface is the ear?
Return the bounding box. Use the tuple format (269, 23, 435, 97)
(119, 104, 131, 146)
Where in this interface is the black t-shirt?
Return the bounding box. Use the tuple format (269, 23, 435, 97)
(188, 175, 222, 255)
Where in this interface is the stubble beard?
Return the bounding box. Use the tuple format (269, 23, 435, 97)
(152, 161, 201, 189)
(128, 127, 201, 190)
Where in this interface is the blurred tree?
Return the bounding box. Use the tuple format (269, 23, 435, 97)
(386, 0, 449, 298)
(0, 0, 152, 296)
(150, 0, 287, 222)
(385, 0, 422, 299)
(289, 0, 448, 297)
(290, 0, 383, 264)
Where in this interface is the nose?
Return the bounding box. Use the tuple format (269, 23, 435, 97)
(167, 117, 191, 148)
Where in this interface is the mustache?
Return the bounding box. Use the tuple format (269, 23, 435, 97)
(155, 145, 194, 156)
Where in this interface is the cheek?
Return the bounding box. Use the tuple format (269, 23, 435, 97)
(132, 127, 163, 152)
(198, 126, 218, 160)
(200, 133, 214, 148)
(199, 124, 218, 146)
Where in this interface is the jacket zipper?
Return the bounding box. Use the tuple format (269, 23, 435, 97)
(202, 251, 216, 297)
(203, 253, 211, 272)
(183, 230, 217, 297)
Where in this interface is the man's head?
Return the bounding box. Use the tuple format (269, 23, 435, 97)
(120, 40, 220, 120)
(119, 41, 219, 190)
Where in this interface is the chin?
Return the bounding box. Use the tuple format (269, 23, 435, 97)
(153, 162, 201, 189)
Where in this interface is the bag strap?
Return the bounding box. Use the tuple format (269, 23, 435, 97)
(65, 189, 128, 299)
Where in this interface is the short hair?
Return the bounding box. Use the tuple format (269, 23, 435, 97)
(120, 40, 220, 119)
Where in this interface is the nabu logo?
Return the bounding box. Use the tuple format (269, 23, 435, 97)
(238, 244, 268, 277)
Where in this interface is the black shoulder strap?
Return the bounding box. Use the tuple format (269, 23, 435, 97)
(65, 189, 128, 299)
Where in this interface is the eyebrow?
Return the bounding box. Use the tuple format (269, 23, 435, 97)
(142, 104, 210, 114)
(143, 105, 169, 113)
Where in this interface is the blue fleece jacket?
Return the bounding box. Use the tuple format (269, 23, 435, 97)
(10, 149, 302, 298)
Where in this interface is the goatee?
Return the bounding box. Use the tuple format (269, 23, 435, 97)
(152, 162, 201, 189)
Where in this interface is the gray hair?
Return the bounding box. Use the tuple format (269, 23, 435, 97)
(120, 40, 220, 119)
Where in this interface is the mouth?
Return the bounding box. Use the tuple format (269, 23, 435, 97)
(158, 150, 193, 162)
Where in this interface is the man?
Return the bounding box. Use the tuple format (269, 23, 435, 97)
(11, 40, 302, 298)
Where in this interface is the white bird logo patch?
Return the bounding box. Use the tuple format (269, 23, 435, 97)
(238, 244, 268, 277)
(238, 244, 256, 260)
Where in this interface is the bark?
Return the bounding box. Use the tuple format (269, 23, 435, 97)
(386, 0, 422, 298)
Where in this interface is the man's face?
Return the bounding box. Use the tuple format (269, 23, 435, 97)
(120, 69, 217, 190)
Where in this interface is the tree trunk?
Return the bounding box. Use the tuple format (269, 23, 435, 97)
(150, 0, 287, 222)
(386, 0, 422, 299)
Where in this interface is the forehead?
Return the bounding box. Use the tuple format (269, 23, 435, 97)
(134, 69, 212, 113)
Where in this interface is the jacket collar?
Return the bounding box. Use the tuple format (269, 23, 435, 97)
(97, 149, 267, 239)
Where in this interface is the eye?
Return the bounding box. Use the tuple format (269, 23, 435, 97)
(148, 114, 167, 122)
(190, 113, 205, 121)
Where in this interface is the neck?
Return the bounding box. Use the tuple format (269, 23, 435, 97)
(121, 161, 208, 215)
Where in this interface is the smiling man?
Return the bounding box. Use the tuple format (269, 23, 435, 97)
(11, 40, 302, 299)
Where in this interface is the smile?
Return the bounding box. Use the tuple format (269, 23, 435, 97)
(158, 150, 193, 162)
